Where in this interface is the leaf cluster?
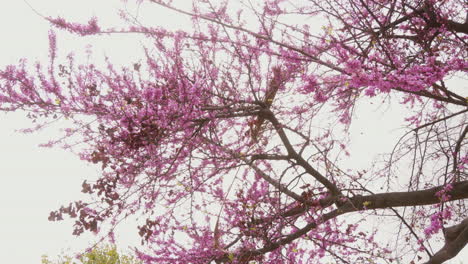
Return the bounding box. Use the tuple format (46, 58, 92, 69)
(41, 245, 141, 264)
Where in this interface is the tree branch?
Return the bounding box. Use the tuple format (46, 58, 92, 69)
(425, 217, 468, 264)
(265, 109, 342, 196)
(347, 180, 468, 210)
(215, 181, 468, 263)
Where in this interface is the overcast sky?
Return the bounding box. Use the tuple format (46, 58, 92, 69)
(0, 1, 146, 262)
(0, 1, 466, 263)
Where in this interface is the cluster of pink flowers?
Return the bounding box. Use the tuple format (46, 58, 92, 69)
(436, 183, 454, 202)
(1, 0, 466, 263)
(47, 17, 100, 36)
(424, 209, 453, 238)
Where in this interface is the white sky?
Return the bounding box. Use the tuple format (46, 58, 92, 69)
(0, 0, 147, 262)
(0, 1, 466, 263)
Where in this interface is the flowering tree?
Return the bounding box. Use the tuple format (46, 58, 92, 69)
(1, 0, 467, 263)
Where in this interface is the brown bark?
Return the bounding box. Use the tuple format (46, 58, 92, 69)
(425, 218, 468, 264)
(216, 181, 468, 263)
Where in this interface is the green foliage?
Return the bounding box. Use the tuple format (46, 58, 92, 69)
(41, 245, 141, 264)
(41, 254, 75, 264)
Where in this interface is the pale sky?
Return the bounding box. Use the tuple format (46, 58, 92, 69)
(0, 0, 151, 262)
(0, 1, 466, 263)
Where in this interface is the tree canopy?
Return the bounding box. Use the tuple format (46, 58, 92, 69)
(41, 244, 141, 264)
(1, 0, 467, 263)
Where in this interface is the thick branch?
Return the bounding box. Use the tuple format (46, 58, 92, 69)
(250, 154, 290, 161)
(265, 109, 342, 196)
(216, 181, 468, 263)
(425, 218, 468, 264)
(446, 19, 468, 35)
(216, 208, 346, 263)
(347, 180, 468, 210)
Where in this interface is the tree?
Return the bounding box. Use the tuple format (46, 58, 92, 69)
(41, 244, 141, 264)
(0, 0, 467, 263)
